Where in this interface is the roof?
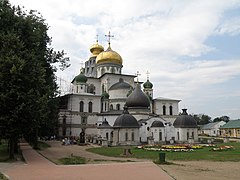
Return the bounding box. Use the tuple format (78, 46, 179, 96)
(98, 119, 112, 129)
(126, 84, 150, 108)
(151, 121, 164, 128)
(201, 121, 225, 130)
(173, 109, 198, 128)
(109, 78, 132, 90)
(154, 97, 181, 102)
(113, 108, 139, 128)
(220, 120, 240, 129)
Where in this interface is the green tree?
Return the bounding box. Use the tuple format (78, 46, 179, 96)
(0, 0, 70, 158)
(213, 116, 230, 123)
(191, 114, 211, 125)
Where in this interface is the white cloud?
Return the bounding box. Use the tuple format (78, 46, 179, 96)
(9, 0, 240, 118)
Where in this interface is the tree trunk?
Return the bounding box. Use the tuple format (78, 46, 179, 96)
(8, 138, 15, 159)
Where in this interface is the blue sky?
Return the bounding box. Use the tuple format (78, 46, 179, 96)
(10, 0, 240, 119)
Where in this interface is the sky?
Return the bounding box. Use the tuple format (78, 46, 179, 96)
(10, 0, 240, 120)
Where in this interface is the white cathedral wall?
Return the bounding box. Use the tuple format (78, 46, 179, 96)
(87, 78, 101, 95)
(175, 128, 198, 142)
(115, 128, 139, 145)
(151, 127, 165, 142)
(109, 89, 128, 99)
(68, 95, 101, 113)
(98, 128, 113, 141)
(154, 100, 179, 116)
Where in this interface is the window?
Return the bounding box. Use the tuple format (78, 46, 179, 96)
(177, 132, 180, 140)
(159, 132, 162, 141)
(131, 132, 134, 141)
(163, 105, 166, 115)
(80, 101, 84, 112)
(81, 117, 87, 124)
(110, 104, 113, 110)
(125, 132, 128, 141)
(104, 102, 107, 111)
(192, 132, 194, 139)
(106, 132, 109, 140)
(88, 101, 93, 113)
(169, 105, 173, 115)
(187, 132, 189, 140)
(116, 104, 120, 110)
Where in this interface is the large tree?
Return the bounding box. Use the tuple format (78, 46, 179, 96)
(191, 114, 212, 125)
(0, 0, 70, 158)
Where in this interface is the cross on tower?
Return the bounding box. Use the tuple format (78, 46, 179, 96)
(146, 71, 150, 80)
(96, 34, 99, 43)
(136, 71, 141, 83)
(80, 61, 84, 73)
(105, 31, 114, 45)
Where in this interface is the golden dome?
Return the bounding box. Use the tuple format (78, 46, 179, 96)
(90, 42, 104, 56)
(96, 45, 122, 65)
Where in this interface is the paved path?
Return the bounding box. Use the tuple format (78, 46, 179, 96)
(2, 143, 173, 180)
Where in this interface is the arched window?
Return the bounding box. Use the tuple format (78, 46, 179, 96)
(125, 132, 128, 141)
(177, 132, 180, 140)
(104, 102, 107, 111)
(101, 68, 105, 75)
(163, 105, 166, 115)
(169, 105, 173, 115)
(159, 131, 162, 141)
(110, 104, 113, 110)
(88, 101, 93, 113)
(192, 132, 194, 139)
(187, 132, 189, 140)
(111, 68, 115, 73)
(106, 132, 109, 140)
(131, 132, 134, 141)
(80, 101, 84, 112)
(116, 104, 120, 110)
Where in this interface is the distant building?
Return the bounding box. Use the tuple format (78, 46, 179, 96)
(219, 120, 240, 138)
(200, 121, 226, 136)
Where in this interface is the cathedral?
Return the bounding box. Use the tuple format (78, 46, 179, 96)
(58, 33, 198, 145)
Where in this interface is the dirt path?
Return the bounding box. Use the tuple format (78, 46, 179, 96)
(159, 160, 240, 180)
(1, 142, 172, 180)
(39, 141, 147, 164)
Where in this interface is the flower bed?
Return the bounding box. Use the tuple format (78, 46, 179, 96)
(210, 145, 233, 151)
(137, 144, 203, 152)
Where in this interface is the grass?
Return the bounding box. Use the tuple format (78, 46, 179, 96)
(58, 155, 86, 165)
(0, 172, 8, 180)
(37, 141, 51, 151)
(87, 142, 240, 162)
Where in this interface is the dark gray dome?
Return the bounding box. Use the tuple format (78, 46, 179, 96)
(113, 107, 139, 128)
(173, 109, 197, 128)
(109, 78, 132, 90)
(125, 84, 150, 108)
(98, 119, 112, 129)
(151, 121, 164, 128)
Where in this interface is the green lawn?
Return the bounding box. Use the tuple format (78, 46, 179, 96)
(87, 142, 240, 162)
(58, 155, 86, 165)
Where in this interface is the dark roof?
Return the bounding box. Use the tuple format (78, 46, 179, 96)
(151, 121, 164, 127)
(98, 119, 112, 129)
(113, 107, 139, 128)
(125, 84, 150, 108)
(219, 119, 240, 129)
(109, 78, 132, 90)
(173, 109, 198, 128)
(143, 79, 153, 89)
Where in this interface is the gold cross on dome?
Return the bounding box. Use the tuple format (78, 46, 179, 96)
(96, 34, 99, 43)
(105, 31, 114, 45)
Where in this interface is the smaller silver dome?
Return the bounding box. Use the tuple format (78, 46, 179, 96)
(151, 121, 164, 128)
(173, 109, 197, 128)
(109, 78, 132, 90)
(113, 107, 139, 128)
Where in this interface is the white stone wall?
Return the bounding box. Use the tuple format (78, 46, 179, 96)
(151, 127, 165, 142)
(109, 89, 129, 99)
(153, 100, 179, 116)
(175, 128, 198, 142)
(113, 128, 139, 146)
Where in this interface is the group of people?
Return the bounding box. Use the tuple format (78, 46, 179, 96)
(62, 137, 77, 145)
